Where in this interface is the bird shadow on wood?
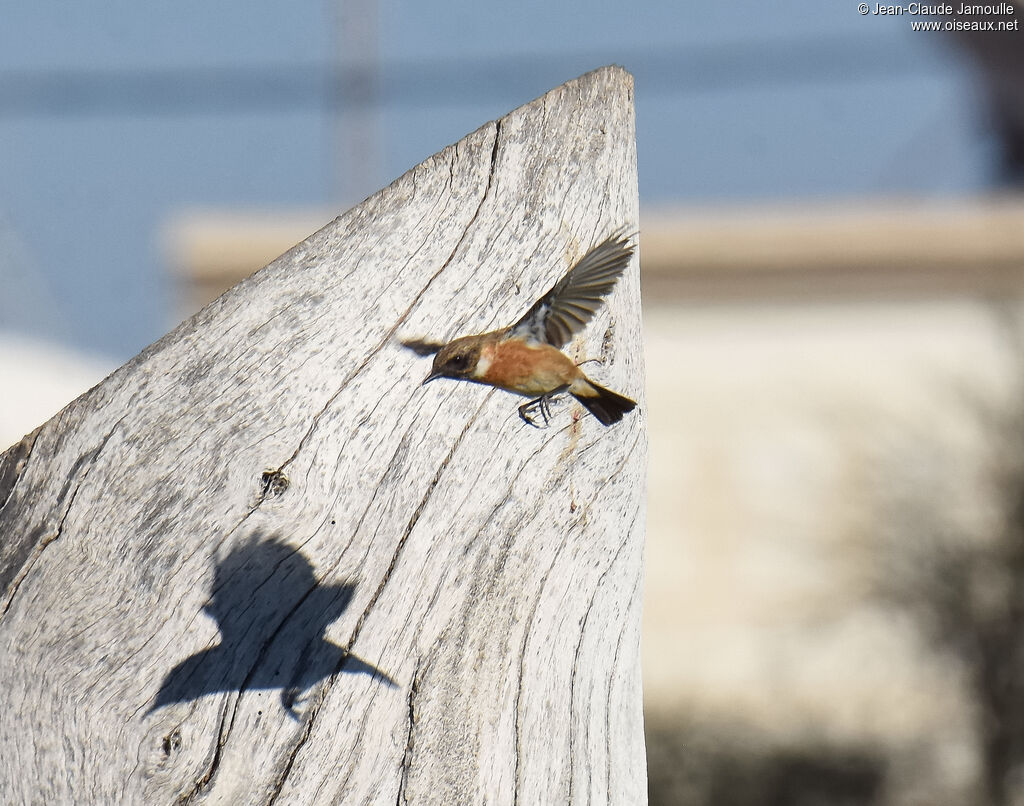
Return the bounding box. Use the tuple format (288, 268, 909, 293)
(148, 532, 395, 720)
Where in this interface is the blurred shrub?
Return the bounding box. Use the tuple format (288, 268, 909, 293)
(646, 717, 885, 806)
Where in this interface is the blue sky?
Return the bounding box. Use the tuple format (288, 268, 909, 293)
(0, 1, 998, 358)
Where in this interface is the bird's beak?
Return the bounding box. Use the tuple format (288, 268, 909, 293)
(422, 370, 441, 385)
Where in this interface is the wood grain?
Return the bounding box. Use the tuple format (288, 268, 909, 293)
(0, 65, 646, 804)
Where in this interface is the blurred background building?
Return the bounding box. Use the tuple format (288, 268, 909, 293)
(2, 2, 1024, 803)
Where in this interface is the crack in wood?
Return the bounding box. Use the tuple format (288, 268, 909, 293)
(568, 525, 635, 805)
(264, 398, 488, 803)
(179, 571, 327, 802)
(256, 121, 502, 504)
(456, 421, 569, 564)
(176, 694, 236, 805)
(263, 686, 326, 803)
(512, 521, 574, 806)
(0, 427, 39, 514)
(395, 659, 423, 805)
(1, 421, 121, 618)
(346, 398, 488, 658)
(604, 554, 643, 801)
(512, 428, 641, 804)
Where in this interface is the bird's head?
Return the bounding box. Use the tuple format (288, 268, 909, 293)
(423, 336, 483, 384)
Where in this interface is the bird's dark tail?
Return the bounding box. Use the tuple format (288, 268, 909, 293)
(572, 380, 637, 426)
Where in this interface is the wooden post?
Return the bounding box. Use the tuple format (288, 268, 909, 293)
(0, 65, 646, 804)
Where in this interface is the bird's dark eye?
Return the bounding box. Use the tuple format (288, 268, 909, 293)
(450, 353, 467, 368)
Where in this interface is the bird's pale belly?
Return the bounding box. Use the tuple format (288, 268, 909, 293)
(474, 339, 581, 397)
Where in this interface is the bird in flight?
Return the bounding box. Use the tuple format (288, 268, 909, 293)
(404, 230, 637, 427)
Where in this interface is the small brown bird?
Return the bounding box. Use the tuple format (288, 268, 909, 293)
(404, 231, 637, 427)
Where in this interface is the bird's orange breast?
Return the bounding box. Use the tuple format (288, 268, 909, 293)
(474, 339, 581, 397)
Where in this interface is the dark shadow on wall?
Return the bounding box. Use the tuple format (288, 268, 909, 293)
(149, 532, 395, 719)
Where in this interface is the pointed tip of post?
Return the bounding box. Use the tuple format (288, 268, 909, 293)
(571, 64, 634, 90)
(553, 64, 635, 99)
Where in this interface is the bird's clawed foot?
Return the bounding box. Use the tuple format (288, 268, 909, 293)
(518, 387, 568, 428)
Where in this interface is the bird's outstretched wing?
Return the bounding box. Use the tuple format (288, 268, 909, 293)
(507, 231, 635, 348)
(400, 338, 446, 356)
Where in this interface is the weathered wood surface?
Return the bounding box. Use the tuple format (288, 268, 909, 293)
(0, 65, 646, 804)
